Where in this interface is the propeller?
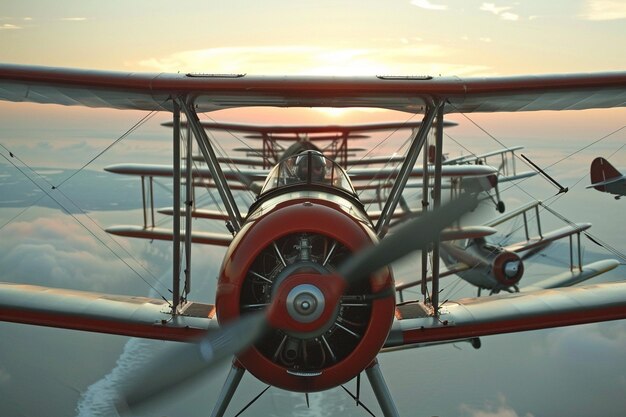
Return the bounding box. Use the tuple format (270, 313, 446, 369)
(116, 193, 477, 413)
(338, 193, 477, 285)
(116, 312, 266, 414)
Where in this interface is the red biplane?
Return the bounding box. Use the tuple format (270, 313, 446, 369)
(0, 64, 625, 416)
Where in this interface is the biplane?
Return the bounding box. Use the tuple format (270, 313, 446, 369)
(161, 120, 535, 213)
(588, 156, 626, 199)
(0, 64, 625, 417)
(101, 120, 524, 245)
(395, 200, 619, 300)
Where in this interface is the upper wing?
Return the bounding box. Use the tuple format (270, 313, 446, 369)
(0, 282, 217, 341)
(163, 120, 458, 134)
(0, 63, 625, 113)
(502, 223, 591, 253)
(444, 146, 524, 165)
(347, 164, 497, 181)
(385, 281, 626, 349)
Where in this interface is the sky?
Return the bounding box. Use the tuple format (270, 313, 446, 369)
(0, 1, 625, 417)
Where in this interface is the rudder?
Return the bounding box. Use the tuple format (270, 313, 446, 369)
(590, 157, 621, 191)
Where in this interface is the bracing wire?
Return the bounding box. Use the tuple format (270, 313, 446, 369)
(0, 151, 172, 304)
(432, 111, 626, 303)
(54, 109, 161, 189)
(0, 102, 175, 302)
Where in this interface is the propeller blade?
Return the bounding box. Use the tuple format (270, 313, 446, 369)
(338, 193, 477, 285)
(116, 312, 265, 413)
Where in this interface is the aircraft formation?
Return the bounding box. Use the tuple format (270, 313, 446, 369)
(0, 64, 625, 416)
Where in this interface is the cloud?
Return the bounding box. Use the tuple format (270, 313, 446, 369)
(410, 0, 448, 11)
(459, 393, 534, 417)
(542, 322, 626, 363)
(580, 0, 626, 20)
(60, 17, 88, 21)
(500, 12, 519, 21)
(135, 45, 492, 77)
(480, 3, 520, 21)
(0, 216, 167, 294)
(0, 23, 21, 30)
(480, 3, 510, 14)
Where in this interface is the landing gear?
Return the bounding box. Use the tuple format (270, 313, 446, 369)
(210, 362, 245, 417)
(487, 182, 505, 213)
(365, 360, 400, 417)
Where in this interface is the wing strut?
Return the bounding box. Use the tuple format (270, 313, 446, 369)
(375, 100, 441, 236)
(431, 104, 445, 312)
(183, 109, 194, 298)
(177, 98, 243, 231)
(210, 362, 246, 417)
(172, 100, 182, 309)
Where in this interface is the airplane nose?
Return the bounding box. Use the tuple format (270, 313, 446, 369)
(504, 261, 521, 278)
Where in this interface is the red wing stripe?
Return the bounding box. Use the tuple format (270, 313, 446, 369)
(401, 304, 626, 345)
(0, 283, 217, 342)
(0, 307, 207, 342)
(387, 282, 626, 348)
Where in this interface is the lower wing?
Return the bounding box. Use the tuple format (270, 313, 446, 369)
(385, 281, 626, 350)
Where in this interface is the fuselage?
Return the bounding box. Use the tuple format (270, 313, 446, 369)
(215, 152, 396, 392)
(440, 237, 523, 293)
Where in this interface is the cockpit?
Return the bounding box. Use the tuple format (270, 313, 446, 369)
(260, 151, 356, 196)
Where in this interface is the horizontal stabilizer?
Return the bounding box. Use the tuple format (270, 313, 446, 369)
(0, 283, 217, 341)
(106, 226, 233, 247)
(522, 259, 620, 291)
(587, 175, 625, 189)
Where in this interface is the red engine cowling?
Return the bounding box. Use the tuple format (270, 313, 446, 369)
(492, 251, 524, 287)
(216, 198, 395, 392)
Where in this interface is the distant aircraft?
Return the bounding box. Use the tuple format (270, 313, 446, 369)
(588, 157, 626, 199)
(395, 200, 619, 299)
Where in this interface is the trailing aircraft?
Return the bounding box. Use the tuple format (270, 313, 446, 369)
(395, 200, 619, 299)
(0, 64, 625, 417)
(588, 156, 626, 199)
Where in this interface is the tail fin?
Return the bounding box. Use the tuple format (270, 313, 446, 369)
(590, 157, 621, 191)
